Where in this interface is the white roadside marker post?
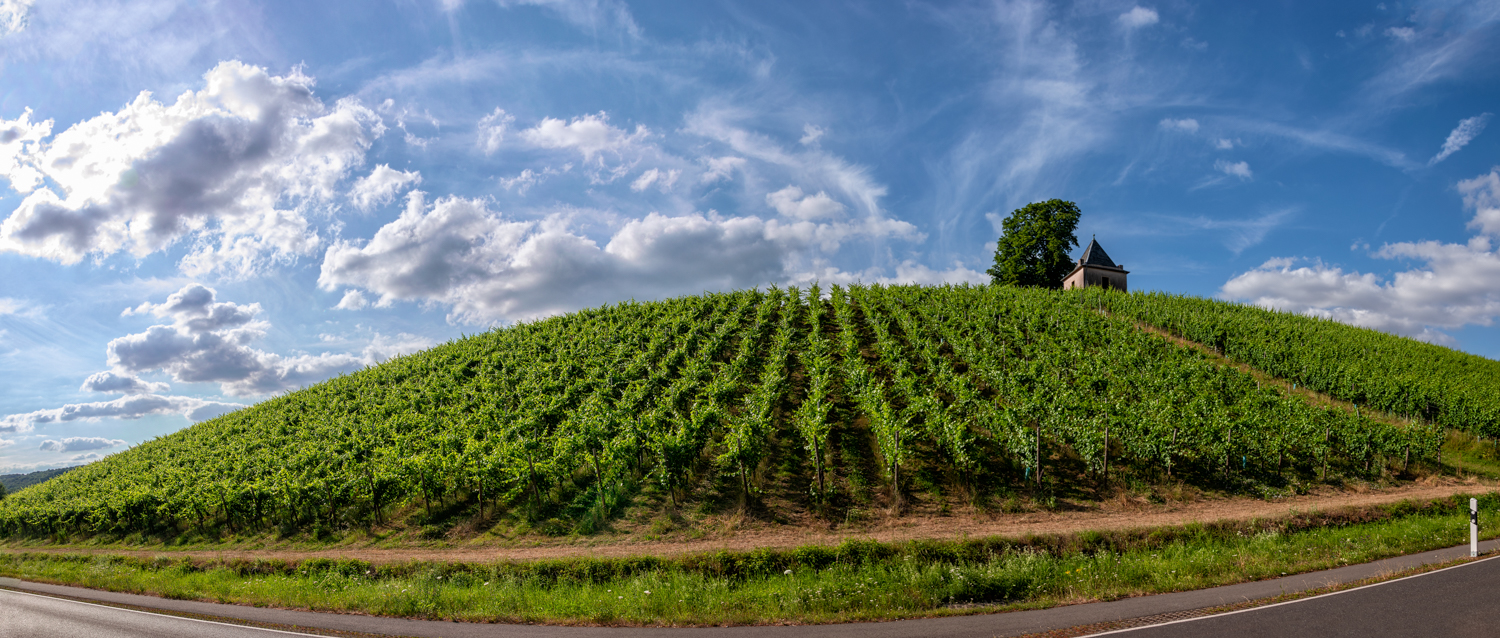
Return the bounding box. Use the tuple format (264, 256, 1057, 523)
(1471, 497, 1479, 558)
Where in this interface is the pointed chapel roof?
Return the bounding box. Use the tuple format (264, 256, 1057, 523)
(1078, 237, 1118, 268)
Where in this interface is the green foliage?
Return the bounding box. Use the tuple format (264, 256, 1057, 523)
(0, 467, 74, 495)
(987, 199, 1082, 289)
(1082, 289, 1500, 438)
(2, 495, 1495, 625)
(0, 285, 1462, 539)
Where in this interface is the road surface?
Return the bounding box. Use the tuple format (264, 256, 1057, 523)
(1094, 554, 1500, 637)
(4, 541, 1499, 637)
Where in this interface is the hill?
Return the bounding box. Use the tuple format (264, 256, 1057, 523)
(0, 467, 74, 495)
(0, 285, 1456, 540)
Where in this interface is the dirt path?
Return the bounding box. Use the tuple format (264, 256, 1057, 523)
(6, 479, 1492, 565)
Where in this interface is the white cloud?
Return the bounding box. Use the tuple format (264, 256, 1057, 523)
(39, 436, 125, 452)
(0, 107, 49, 192)
(630, 167, 679, 192)
(496, 0, 643, 40)
(349, 164, 422, 211)
(1461, 168, 1500, 238)
(477, 107, 515, 155)
(70, 452, 102, 462)
(80, 370, 168, 394)
(1, 393, 242, 433)
(1214, 138, 1235, 150)
(498, 164, 570, 194)
(1118, 6, 1159, 29)
(1430, 113, 1491, 165)
(500, 169, 540, 193)
(0, 0, 32, 35)
(334, 289, 368, 310)
(766, 186, 846, 221)
(107, 283, 432, 396)
(1227, 119, 1415, 170)
(799, 124, 825, 146)
(1215, 159, 1253, 180)
(0, 437, 12, 448)
(0, 296, 42, 318)
(319, 191, 919, 323)
(1221, 168, 1500, 341)
(1159, 118, 1199, 133)
(519, 111, 649, 160)
(1385, 26, 1416, 42)
(685, 108, 899, 228)
(0, 61, 384, 277)
(700, 156, 745, 184)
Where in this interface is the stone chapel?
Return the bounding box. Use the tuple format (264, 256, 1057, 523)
(1062, 237, 1128, 292)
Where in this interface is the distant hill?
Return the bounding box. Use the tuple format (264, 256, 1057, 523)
(0, 284, 1468, 540)
(1, 467, 76, 495)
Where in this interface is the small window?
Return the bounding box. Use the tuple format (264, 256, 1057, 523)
(1103, 277, 1111, 290)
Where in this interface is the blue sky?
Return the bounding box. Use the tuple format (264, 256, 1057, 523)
(0, 0, 1497, 473)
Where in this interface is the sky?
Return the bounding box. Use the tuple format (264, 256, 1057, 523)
(0, 0, 1497, 474)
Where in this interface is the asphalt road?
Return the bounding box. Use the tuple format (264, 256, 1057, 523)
(1097, 554, 1500, 638)
(3, 541, 1499, 638)
(0, 587, 322, 638)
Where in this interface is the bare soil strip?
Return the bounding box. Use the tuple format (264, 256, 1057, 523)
(6, 480, 1490, 565)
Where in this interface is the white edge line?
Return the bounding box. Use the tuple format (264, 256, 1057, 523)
(1, 586, 330, 637)
(1081, 552, 1500, 637)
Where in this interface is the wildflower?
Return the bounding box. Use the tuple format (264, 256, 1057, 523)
(784, 569, 793, 575)
(644, 590, 651, 595)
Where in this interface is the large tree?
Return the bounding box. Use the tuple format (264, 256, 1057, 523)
(987, 199, 1082, 289)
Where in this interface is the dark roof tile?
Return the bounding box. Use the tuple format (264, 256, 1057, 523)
(1078, 238, 1117, 268)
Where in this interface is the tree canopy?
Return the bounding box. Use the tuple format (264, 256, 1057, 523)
(986, 199, 1081, 289)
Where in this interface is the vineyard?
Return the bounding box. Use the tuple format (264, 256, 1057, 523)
(1089, 290, 1500, 436)
(0, 285, 1456, 540)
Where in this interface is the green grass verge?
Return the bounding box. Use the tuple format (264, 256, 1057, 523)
(2, 493, 1498, 627)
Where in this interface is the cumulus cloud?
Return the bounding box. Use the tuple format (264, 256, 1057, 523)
(1461, 169, 1500, 237)
(1, 393, 242, 433)
(108, 283, 432, 396)
(1216, 160, 1253, 180)
(630, 167, 679, 192)
(70, 453, 102, 462)
(335, 289, 368, 310)
(766, 186, 845, 221)
(1159, 118, 1199, 133)
(1221, 168, 1500, 342)
(0, 61, 384, 277)
(478, 107, 515, 155)
(319, 191, 919, 323)
(1118, 6, 1159, 29)
(520, 112, 648, 160)
(349, 165, 421, 211)
(0, 0, 31, 35)
(0, 437, 12, 448)
(80, 370, 168, 394)
(39, 436, 125, 452)
(0, 107, 49, 191)
(1430, 113, 1491, 166)
(1214, 138, 1235, 150)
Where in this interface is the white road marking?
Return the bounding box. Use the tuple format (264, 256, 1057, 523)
(1082, 552, 1500, 636)
(1, 587, 331, 637)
